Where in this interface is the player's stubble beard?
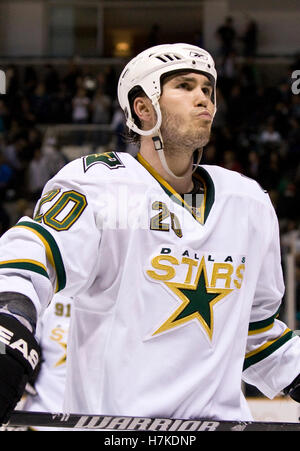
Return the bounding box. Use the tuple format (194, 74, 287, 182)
(159, 105, 212, 160)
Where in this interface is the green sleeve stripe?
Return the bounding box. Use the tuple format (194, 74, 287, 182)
(14, 221, 66, 292)
(248, 308, 280, 332)
(243, 330, 294, 371)
(0, 260, 49, 279)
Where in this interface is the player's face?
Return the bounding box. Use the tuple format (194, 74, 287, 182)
(159, 72, 215, 153)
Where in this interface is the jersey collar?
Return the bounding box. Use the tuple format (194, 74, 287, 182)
(137, 152, 215, 225)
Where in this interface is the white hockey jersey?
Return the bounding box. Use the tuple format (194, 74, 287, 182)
(23, 293, 71, 430)
(0, 151, 299, 421)
(24, 294, 70, 413)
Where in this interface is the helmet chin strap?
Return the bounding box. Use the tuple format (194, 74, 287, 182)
(152, 131, 202, 180)
(128, 96, 203, 179)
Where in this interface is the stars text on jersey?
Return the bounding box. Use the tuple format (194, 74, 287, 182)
(146, 249, 245, 340)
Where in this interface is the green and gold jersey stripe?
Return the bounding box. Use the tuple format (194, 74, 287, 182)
(243, 328, 294, 371)
(0, 259, 49, 279)
(137, 153, 215, 225)
(248, 308, 280, 335)
(13, 221, 66, 292)
(34, 189, 61, 223)
(193, 171, 215, 224)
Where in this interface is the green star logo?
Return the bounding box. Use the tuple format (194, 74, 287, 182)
(152, 257, 233, 340)
(54, 341, 67, 367)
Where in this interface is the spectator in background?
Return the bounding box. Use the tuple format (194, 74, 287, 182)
(82, 73, 97, 100)
(48, 82, 72, 124)
(3, 136, 24, 172)
(291, 94, 300, 120)
(241, 18, 258, 57)
(72, 87, 90, 125)
(0, 55, 298, 242)
(260, 122, 282, 146)
(102, 66, 118, 101)
(218, 51, 238, 98)
(3, 136, 28, 198)
(27, 128, 43, 157)
(239, 57, 260, 94)
(221, 149, 243, 173)
(0, 151, 13, 200)
(287, 117, 300, 168)
(42, 137, 69, 178)
(62, 61, 82, 97)
(91, 88, 111, 125)
(277, 80, 292, 106)
(29, 82, 51, 124)
(110, 105, 128, 152)
(0, 206, 9, 236)
(91, 87, 111, 148)
(277, 179, 299, 225)
(147, 24, 162, 48)
(7, 198, 34, 229)
(259, 150, 282, 193)
(246, 150, 261, 181)
(202, 142, 218, 166)
(5, 65, 20, 100)
(226, 83, 245, 128)
(110, 104, 137, 156)
(27, 148, 51, 201)
(0, 100, 9, 134)
(72, 87, 91, 146)
(23, 66, 38, 96)
(43, 64, 60, 95)
(19, 96, 36, 128)
(4, 119, 21, 146)
(216, 17, 237, 57)
(273, 102, 290, 139)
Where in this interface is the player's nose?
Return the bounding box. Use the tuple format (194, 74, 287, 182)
(194, 86, 209, 107)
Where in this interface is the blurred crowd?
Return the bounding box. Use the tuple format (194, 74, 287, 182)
(0, 56, 299, 229)
(0, 43, 299, 319)
(0, 61, 122, 227)
(0, 57, 298, 227)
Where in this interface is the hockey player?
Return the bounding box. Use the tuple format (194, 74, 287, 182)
(1, 294, 72, 431)
(0, 43, 299, 425)
(22, 294, 71, 431)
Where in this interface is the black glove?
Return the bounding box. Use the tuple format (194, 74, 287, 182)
(283, 374, 300, 403)
(0, 314, 41, 424)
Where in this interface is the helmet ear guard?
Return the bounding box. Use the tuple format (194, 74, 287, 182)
(128, 94, 162, 138)
(117, 43, 217, 179)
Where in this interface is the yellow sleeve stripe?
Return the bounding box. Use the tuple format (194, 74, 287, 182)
(244, 328, 294, 371)
(0, 259, 49, 280)
(248, 323, 274, 336)
(12, 221, 66, 292)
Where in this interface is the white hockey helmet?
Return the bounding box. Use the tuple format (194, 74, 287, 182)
(117, 43, 217, 177)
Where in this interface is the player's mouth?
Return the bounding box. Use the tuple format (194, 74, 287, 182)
(191, 111, 212, 123)
(193, 111, 212, 119)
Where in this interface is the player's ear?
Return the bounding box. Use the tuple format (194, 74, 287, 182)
(133, 96, 155, 127)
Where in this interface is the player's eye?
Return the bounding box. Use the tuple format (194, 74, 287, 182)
(177, 82, 191, 90)
(202, 86, 213, 97)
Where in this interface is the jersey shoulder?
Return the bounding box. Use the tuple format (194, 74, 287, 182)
(201, 164, 270, 205)
(46, 151, 142, 187)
